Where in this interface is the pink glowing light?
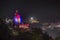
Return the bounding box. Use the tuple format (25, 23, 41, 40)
(16, 13, 20, 18)
(19, 24, 29, 29)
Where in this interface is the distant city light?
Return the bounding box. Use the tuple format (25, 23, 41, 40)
(19, 24, 29, 29)
(29, 17, 39, 23)
(31, 20, 39, 23)
(30, 17, 34, 20)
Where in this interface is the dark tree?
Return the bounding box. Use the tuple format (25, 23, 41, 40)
(0, 18, 10, 40)
(55, 37, 60, 40)
(32, 28, 44, 40)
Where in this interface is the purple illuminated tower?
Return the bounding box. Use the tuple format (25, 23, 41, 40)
(13, 10, 22, 25)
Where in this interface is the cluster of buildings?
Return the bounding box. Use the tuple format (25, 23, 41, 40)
(4, 10, 40, 33)
(41, 22, 60, 39)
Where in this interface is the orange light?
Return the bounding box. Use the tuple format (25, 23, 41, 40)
(17, 18, 20, 23)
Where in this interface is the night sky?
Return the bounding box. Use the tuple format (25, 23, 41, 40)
(1, 0, 60, 22)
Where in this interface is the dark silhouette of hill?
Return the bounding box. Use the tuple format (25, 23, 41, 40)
(0, 18, 54, 40)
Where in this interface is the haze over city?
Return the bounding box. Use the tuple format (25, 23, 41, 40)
(0, 0, 60, 40)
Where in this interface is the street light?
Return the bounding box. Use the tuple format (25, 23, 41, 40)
(30, 17, 34, 20)
(30, 17, 39, 23)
